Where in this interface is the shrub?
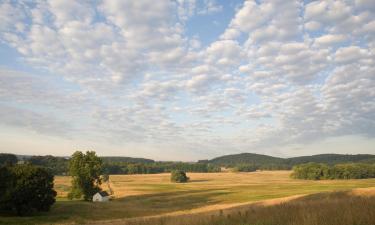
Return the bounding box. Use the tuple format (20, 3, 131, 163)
(0, 164, 56, 216)
(170, 170, 189, 183)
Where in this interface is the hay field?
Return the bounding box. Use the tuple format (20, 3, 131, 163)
(2, 171, 375, 225)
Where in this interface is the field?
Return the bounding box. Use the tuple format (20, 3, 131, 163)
(1, 171, 375, 225)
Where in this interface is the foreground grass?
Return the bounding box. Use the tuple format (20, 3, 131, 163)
(1, 171, 375, 224)
(121, 190, 375, 225)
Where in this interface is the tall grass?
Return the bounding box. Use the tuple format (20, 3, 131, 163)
(123, 190, 375, 225)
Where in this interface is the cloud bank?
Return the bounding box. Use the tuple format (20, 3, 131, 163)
(0, 0, 374, 160)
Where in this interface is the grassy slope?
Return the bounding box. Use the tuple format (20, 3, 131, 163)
(1, 171, 375, 225)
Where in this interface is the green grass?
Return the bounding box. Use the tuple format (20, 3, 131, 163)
(1, 171, 375, 225)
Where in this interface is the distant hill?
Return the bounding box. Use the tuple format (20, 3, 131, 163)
(285, 154, 375, 165)
(208, 153, 375, 167)
(208, 153, 285, 166)
(101, 156, 154, 164)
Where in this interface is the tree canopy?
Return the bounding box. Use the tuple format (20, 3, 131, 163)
(170, 170, 189, 183)
(68, 151, 103, 201)
(291, 162, 375, 180)
(0, 164, 56, 215)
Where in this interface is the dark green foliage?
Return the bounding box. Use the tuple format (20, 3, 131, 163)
(292, 162, 375, 180)
(0, 164, 56, 216)
(286, 154, 375, 165)
(233, 164, 257, 172)
(258, 164, 291, 170)
(330, 163, 375, 179)
(291, 163, 330, 180)
(27, 155, 68, 175)
(0, 153, 17, 166)
(102, 162, 221, 175)
(209, 153, 285, 167)
(207, 153, 375, 170)
(68, 151, 103, 201)
(0, 166, 13, 210)
(170, 170, 189, 183)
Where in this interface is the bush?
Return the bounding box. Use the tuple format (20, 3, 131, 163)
(0, 164, 56, 216)
(171, 170, 189, 183)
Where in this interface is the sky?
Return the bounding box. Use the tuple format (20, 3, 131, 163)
(0, 0, 374, 161)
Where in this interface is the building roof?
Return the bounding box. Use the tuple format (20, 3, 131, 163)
(98, 191, 109, 197)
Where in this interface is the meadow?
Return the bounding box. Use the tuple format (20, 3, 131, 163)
(1, 171, 375, 225)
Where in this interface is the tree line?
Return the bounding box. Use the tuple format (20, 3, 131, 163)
(291, 162, 375, 180)
(0, 154, 221, 175)
(103, 162, 221, 175)
(233, 163, 291, 172)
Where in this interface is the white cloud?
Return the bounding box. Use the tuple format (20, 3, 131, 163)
(314, 34, 347, 47)
(334, 46, 369, 64)
(0, 0, 375, 159)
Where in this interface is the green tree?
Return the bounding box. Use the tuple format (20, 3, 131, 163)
(68, 151, 103, 201)
(233, 164, 257, 172)
(0, 164, 56, 215)
(0, 153, 17, 166)
(291, 163, 330, 180)
(170, 170, 189, 183)
(0, 166, 13, 210)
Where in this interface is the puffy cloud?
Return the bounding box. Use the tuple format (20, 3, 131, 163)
(334, 46, 369, 64)
(314, 34, 347, 47)
(1, 0, 375, 158)
(205, 40, 244, 67)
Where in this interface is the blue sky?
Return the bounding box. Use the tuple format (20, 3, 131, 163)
(0, 0, 374, 161)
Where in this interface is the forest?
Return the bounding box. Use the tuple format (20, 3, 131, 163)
(291, 162, 375, 180)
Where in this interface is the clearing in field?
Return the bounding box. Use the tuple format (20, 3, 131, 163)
(1, 171, 375, 225)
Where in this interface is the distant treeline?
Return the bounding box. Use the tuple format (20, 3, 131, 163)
(2, 152, 375, 176)
(232, 163, 291, 172)
(103, 162, 221, 174)
(291, 162, 375, 180)
(0, 154, 220, 175)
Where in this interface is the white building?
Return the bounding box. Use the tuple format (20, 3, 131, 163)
(93, 191, 110, 202)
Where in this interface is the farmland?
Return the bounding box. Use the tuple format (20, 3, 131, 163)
(1, 171, 375, 225)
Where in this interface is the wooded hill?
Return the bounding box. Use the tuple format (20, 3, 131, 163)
(206, 153, 375, 169)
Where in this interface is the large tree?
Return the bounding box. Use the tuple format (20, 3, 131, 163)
(0, 164, 56, 215)
(68, 151, 103, 201)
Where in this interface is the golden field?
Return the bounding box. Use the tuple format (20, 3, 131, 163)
(1, 171, 375, 225)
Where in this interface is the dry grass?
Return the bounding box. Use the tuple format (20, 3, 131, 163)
(1, 171, 375, 225)
(103, 188, 375, 225)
